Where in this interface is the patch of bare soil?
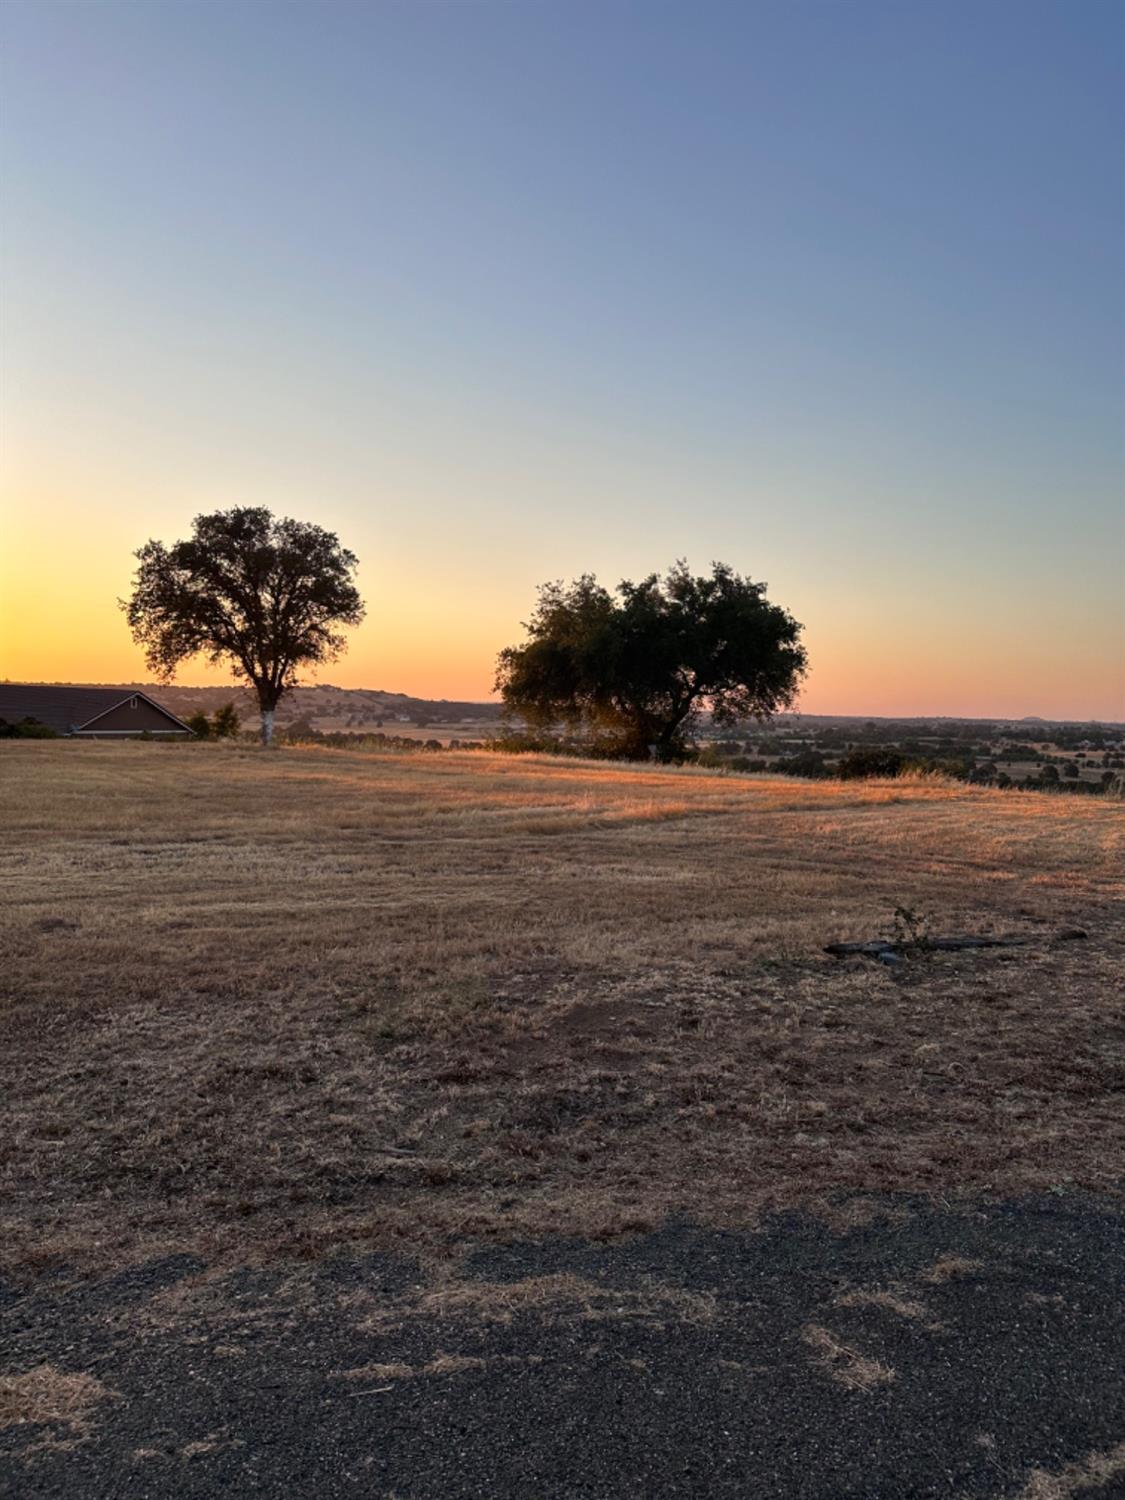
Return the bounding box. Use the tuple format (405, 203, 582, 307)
(5, 938, 1122, 1277)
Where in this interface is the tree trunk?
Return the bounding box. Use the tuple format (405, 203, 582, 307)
(260, 709, 275, 747)
(653, 723, 684, 762)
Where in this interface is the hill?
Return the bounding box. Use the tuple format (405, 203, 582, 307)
(14, 683, 1122, 736)
(17, 681, 506, 732)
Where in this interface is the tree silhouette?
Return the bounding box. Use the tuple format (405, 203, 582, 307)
(496, 561, 806, 761)
(124, 508, 364, 745)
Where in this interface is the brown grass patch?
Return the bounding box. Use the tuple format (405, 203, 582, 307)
(337, 1354, 487, 1381)
(2, 743, 1123, 1275)
(800, 1324, 896, 1390)
(921, 1257, 985, 1284)
(361, 1272, 717, 1332)
(1013, 1443, 1125, 1498)
(835, 1287, 943, 1330)
(180, 1431, 243, 1458)
(0, 1364, 116, 1432)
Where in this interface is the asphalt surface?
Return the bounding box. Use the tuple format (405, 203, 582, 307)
(2, 1194, 1123, 1498)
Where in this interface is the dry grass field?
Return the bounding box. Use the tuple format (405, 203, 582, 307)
(2, 742, 1123, 1278)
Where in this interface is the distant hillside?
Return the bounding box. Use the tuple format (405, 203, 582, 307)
(33, 683, 505, 732)
(10, 684, 1121, 736)
(768, 713, 1125, 730)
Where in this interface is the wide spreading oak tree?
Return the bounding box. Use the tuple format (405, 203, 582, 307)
(496, 561, 807, 761)
(123, 507, 364, 745)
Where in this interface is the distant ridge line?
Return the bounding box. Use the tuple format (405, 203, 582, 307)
(2, 681, 1120, 730)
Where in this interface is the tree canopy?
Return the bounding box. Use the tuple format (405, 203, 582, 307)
(495, 561, 807, 760)
(123, 508, 364, 744)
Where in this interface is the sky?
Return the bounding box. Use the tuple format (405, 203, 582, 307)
(1, 0, 1123, 719)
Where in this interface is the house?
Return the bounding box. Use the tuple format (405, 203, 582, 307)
(0, 684, 193, 738)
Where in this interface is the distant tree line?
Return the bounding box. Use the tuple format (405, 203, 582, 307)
(277, 721, 448, 753)
(184, 702, 241, 740)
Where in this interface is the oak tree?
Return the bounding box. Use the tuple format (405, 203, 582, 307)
(496, 561, 807, 761)
(124, 507, 364, 745)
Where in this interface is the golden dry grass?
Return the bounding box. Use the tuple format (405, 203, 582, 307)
(1, 741, 1123, 1275)
(799, 1324, 897, 1391)
(834, 1286, 942, 1330)
(0, 1365, 116, 1432)
(359, 1271, 718, 1331)
(336, 1354, 488, 1382)
(1013, 1444, 1125, 1499)
(920, 1256, 984, 1284)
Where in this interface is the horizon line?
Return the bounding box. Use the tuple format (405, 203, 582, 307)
(3, 679, 1122, 729)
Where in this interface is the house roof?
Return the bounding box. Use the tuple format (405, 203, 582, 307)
(0, 684, 191, 735)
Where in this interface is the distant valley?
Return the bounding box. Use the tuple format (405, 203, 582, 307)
(50, 682, 506, 735)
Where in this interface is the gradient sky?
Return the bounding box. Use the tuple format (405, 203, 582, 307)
(2, 0, 1122, 718)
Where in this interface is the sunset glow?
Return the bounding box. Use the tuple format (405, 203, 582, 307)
(2, 2, 1123, 720)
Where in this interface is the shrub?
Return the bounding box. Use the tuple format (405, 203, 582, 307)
(281, 715, 318, 743)
(211, 702, 241, 739)
(837, 748, 904, 780)
(695, 745, 726, 769)
(909, 755, 973, 780)
(0, 716, 58, 739)
(775, 750, 829, 779)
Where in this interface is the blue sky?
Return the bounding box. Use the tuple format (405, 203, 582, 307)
(2, 0, 1122, 715)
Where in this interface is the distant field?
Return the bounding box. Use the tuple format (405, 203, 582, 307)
(2, 742, 1122, 1276)
(309, 717, 496, 742)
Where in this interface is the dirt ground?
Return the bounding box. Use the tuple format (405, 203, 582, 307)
(2, 742, 1122, 1273)
(2, 743, 1123, 1493)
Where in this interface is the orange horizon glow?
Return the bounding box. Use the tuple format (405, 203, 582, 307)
(2, 487, 1121, 723)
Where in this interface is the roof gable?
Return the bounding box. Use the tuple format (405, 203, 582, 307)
(0, 685, 191, 734)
